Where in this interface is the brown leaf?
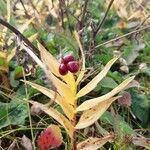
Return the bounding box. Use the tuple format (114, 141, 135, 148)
(77, 134, 114, 150)
(21, 135, 33, 150)
(118, 92, 132, 107)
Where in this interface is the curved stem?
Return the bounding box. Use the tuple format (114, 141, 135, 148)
(0, 18, 39, 55)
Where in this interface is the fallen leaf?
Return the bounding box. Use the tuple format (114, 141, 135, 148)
(77, 134, 114, 150)
(118, 92, 132, 107)
(37, 125, 63, 150)
(21, 135, 33, 150)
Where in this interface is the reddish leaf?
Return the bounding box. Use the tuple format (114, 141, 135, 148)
(37, 125, 63, 150)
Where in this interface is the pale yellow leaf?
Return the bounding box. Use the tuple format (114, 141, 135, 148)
(76, 57, 118, 98)
(23, 80, 74, 120)
(0, 51, 7, 58)
(128, 10, 144, 20)
(28, 33, 38, 41)
(77, 134, 114, 150)
(44, 0, 59, 18)
(37, 42, 76, 94)
(76, 70, 87, 85)
(75, 96, 120, 129)
(76, 76, 135, 111)
(29, 100, 74, 138)
(74, 31, 86, 84)
(18, 17, 35, 33)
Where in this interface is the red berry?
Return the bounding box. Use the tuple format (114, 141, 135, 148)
(62, 54, 75, 64)
(59, 63, 68, 75)
(67, 61, 79, 73)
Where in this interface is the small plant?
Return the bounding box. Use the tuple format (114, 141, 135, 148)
(23, 32, 134, 150)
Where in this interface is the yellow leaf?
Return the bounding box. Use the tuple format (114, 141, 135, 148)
(76, 70, 87, 85)
(74, 31, 86, 84)
(37, 42, 76, 94)
(29, 101, 74, 138)
(77, 134, 114, 150)
(75, 96, 120, 129)
(76, 76, 135, 111)
(23, 80, 74, 120)
(50, 72, 75, 105)
(76, 57, 118, 98)
(0, 51, 7, 58)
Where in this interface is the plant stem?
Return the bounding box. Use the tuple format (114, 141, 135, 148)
(0, 18, 39, 56)
(93, 0, 115, 39)
(71, 113, 77, 150)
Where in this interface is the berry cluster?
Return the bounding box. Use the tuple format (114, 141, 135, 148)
(59, 54, 79, 75)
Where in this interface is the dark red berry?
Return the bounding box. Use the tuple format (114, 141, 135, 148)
(62, 54, 75, 64)
(59, 63, 68, 75)
(67, 61, 79, 73)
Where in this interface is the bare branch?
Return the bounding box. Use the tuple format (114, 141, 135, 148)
(93, 0, 115, 39)
(0, 18, 39, 56)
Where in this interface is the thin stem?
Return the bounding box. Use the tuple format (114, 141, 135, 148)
(95, 25, 150, 49)
(70, 114, 77, 150)
(79, 0, 89, 30)
(93, 0, 115, 38)
(0, 18, 39, 56)
(19, 0, 30, 18)
(22, 69, 36, 150)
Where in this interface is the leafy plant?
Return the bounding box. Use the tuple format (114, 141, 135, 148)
(22, 31, 134, 149)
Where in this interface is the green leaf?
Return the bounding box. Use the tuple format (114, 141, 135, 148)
(10, 71, 19, 87)
(101, 111, 135, 138)
(0, 57, 5, 66)
(0, 99, 28, 129)
(14, 66, 23, 78)
(142, 68, 150, 76)
(100, 76, 118, 89)
(0, 0, 7, 15)
(130, 90, 149, 126)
